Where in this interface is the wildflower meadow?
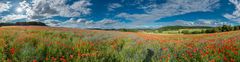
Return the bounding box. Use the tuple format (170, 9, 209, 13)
(0, 26, 239, 62)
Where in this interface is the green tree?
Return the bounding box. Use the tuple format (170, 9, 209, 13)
(221, 25, 232, 32)
(234, 26, 240, 30)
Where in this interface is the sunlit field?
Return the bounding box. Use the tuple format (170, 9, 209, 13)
(0, 26, 239, 62)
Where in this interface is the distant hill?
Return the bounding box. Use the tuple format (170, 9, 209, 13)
(158, 26, 213, 31)
(0, 22, 47, 26)
(88, 25, 214, 33)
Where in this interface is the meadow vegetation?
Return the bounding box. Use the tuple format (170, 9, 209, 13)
(117, 25, 240, 34)
(0, 26, 239, 62)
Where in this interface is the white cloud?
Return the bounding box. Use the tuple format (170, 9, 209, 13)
(44, 19, 62, 26)
(195, 19, 217, 25)
(19, 0, 92, 19)
(0, 2, 12, 13)
(64, 18, 119, 25)
(90, 19, 123, 29)
(224, 0, 240, 22)
(98, 19, 118, 25)
(60, 18, 124, 29)
(196, 19, 232, 26)
(1, 15, 27, 22)
(46, 18, 161, 29)
(61, 18, 231, 29)
(172, 20, 195, 26)
(85, 21, 95, 25)
(65, 18, 88, 24)
(108, 3, 122, 11)
(117, 0, 219, 24)
(70, 0, 92, 14)
(60, 18, 92, 28)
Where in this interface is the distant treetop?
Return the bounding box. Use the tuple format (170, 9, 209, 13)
(0, 21, 47, 26)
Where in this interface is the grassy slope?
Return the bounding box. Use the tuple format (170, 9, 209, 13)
(0, 26, 239, 62)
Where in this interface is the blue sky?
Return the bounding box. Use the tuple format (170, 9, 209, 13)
(0, 0, 240, 29)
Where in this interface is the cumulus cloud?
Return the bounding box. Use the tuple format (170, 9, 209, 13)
(0, 2, 12, 13)
(45, 18, 92, 28)
(108, 3, 122, 11)
(97, 19, 118, 25)
(224, 0, 240, 22)
(91, 19, 123, 29)
(171, 20, 195, 26)
(64, 18, 119, 25)
(117, 0, 219, 23)
(44, 19, 62, 26)
(61, 18, 123, 29)
(65, 18, 88, 24)
(1, 15, 27, 22)
(56, 18, 232, 29)
(19, 0, 92, 19)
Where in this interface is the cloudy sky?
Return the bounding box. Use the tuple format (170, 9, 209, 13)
(0, 0, 240, 29)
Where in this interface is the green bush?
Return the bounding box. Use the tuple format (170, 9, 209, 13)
(191, 31, 202, 34)
(119, 29, 138, 32)
(181, 30, 190, 34)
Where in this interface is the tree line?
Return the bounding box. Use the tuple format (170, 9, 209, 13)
(181, 25, 240, 34)
(111, 25, 240, 34)
(0, 22, 47, 26)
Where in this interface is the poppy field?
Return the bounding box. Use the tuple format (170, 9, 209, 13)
(0, 26, 239, 62)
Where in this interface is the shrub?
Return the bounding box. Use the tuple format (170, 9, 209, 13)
(119, 29, 138, 32)
(191, 31, 202, 34)
(181, 30, 190, 34)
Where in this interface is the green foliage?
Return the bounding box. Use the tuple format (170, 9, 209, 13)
(119, 28, 139, 32)
(0, 22, 47, 26)
(204, 25, 240, 33)
(167, 25, 240, 34)
(221, 25, 233, 32)
(91, 26, 214, 33)
(234, 26, 240, 30)
(157, 26, 213, 32)
(162, 31, 180, 34)
(191, 31, 202, 34)
(180, 29, 205, 34)
(16, 22, 47, 26)
(181, 30, 190, 34)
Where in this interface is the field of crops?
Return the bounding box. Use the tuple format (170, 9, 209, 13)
(0, 26, 239, 62)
